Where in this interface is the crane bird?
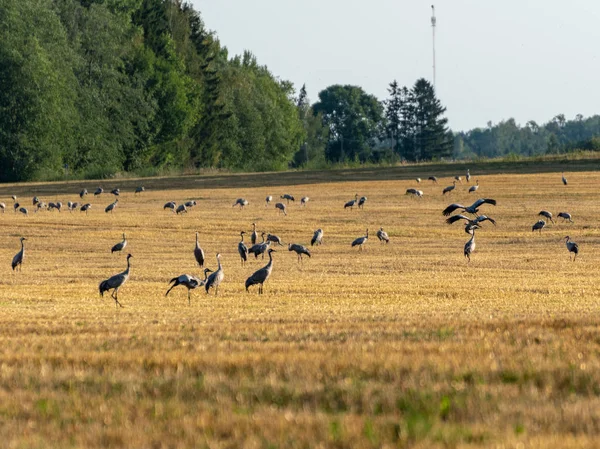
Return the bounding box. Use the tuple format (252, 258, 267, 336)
(12, 237, 27, 271)
(48, 202, 62, 212)
(469, 180, 479, 193)
(19, 207, 28, 216)
(13, 202, 20, 213)
(564, 236, 579, 261)
(233, 198, 248, 209)
(67, 201, 78, 212)
(94, 187, 103, 196)
(538, 210, 554, 224)
(80, 203, 92, 214)
(464, 228, 476, 262)
(562, 172, 568, 186)
(281, 194, 295, 204)
(454, 176, 462, 183)
(416, 177, 421, 183)
(428, 176, 438, 183)
(111, 233, 127, 253)
(32, 196, 39, 206)
(36, 202, 47, 213)
(344, 194, 359, 210)
(166, 268, 213, 305)
(405, 188, 423, 198)
(251, 223, 258, 245)
(558, 212, 574, 223)
(111, 188, 120, 196)
(443, 198, 497, 217)
(265, 195, 273, 207)
(99, 254, 133, 308)
(275, 202, 287, 216)
(358, 196, 367, 209)
(184, 200, 197, 208)
(288, 243, 310, 263)
(351, 229, 369, 251)
(446, 214, 496, 234)
(377, 227, 390, 243)
(80, 189, 88, 199)
(311, 229, 324, 246)
(248, 233, 271, 259)
(11, 195, 17, 202)
(164, 201, 176, 212)
(105, 200, 118, 213)
(300, 196, 309, 206)
(205, 253, 224, 295)
(0, 202, 4, 213)
(245, 249, 276, 294)
(442, 181, 457, 195)
(238, 231, 248, 266)
(135, 186, 145, 194)
(466, 169, 471, 183)
(532, 220, 546, 233)
(194, 232, 205, 268)
(175, 204, 187, 214)
(266, 233, 284, 246)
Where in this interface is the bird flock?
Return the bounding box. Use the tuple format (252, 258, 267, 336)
(3, 170, 580, 307)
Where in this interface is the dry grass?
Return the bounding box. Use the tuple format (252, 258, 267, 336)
(0, 169, 599, 448)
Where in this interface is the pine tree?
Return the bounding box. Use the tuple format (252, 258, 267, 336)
(383, 80, 402, 157)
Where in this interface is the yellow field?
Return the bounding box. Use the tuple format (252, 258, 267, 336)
(1, 168, 599, 448)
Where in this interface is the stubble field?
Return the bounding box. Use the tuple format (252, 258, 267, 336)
(1, 167, 600, 448)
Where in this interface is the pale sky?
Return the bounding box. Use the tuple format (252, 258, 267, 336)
(194, 1, 600, 132)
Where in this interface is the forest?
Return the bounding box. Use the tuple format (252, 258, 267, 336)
(1, 0, 599, 182)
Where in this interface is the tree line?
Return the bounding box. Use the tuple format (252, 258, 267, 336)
(1, 0, 598, 182)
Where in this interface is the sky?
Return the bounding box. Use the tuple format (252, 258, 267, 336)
(193, 0, 600, 132)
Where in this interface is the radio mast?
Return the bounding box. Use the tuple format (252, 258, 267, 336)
(431, 5, 437, 89)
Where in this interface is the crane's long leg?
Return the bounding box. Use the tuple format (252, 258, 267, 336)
(188, 290, 191, 305)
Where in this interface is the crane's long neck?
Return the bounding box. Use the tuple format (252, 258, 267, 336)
(267, 252, 274, 268)
(21, 240, 24, 251)
(203, 270, 210, 281)
(240, 234, 244, 243)
(125, 258, 131, 275)
(217, 257, 222, 271)
(196, 233, 199, 247)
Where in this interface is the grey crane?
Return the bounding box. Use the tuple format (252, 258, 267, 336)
(416, 177, 421, 183)
(166, 268, 213, 305)
(164, 201, 176, 212)
(105, 200, 118, 213)
(245, 249, 276, 294)
(194, 232, 205, 268)
(281, 194, 295, 204)
(564, 236, 579, 261)
(67, 201, 78, 212)
(0, 202, 4, 213)
(454, 176, 462, 183)
(265, 195, 273, 206)
(111, 233, 127, 253)
(19, 207, 28, 216)
(35, 202, 47, 213)
(266, 233, 284, 246)
(406, 188, 423, 198)
(466, 169, 471, 183)
(464, 228, 476, 262)
(12, 237, 27, 271)
(99, 254, 133, 308)
(233, 198, 248, 209)
(205, 253, 224, 295)
(446, 214, 496, 234)
(176, 204, 187, 214)
(80, 203, 92, 214)
(135, 186, 145, 194)
(288, 243, 310, 263)
(377, 227, 390, 243)
(13, 202, 20, 213)
(48, 202, 62, 212)
(442, 181, 457, 195)
(238, 231, 248, 265)
(469, 180, 479, 193)
(80, 189, 88, 199)
(443, 198, 497, 217)
(184, 200, 197, 208)
(428, 176, 438, 183)
(558, 212, 574, 223)
(311, 228, 324, 246)
(538, 210, 554, 224)
(351, 229, 369, 251)
(248, 233, 271, 259)
(532, 220, 546, 233)
(32, 196, 40, 206)
(275, 202, 287, 216)
(111, 188, 120, 196)
(251, 223, 258, 245)
(358, 196, 367, 209)
(344, 194, 359, 210)
(11, 195, 17, 202)
(300, 196, 309, 206)
(562, 172, 568, 186)
(94, 187, 103, 196)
